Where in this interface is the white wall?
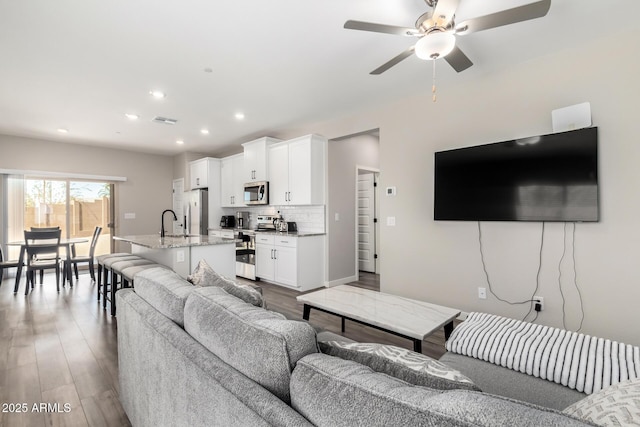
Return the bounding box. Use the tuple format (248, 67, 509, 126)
(0, 134, 174, 251)
(281, 27, 640, 346)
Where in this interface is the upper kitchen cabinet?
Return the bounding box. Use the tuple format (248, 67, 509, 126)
(189, 157, 218, 190)
(242, 137, 281, 182)
(221, 153, 245, 207)
(268, 134, 327, 206)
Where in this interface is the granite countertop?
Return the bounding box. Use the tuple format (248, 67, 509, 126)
(208, 227, 325, 237)
(114, 234, 238, 249)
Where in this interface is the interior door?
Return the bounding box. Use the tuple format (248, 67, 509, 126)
(358, 172, 376, 273)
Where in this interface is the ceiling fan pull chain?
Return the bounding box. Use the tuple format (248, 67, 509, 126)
(432, 58, 437, 102)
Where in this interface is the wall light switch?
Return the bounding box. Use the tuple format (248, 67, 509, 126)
(176, 250, 185, 263)
(386, 186, 397, 196)
(386, 216, 396, 226)
(124, 213, 136, 219)
(335, 213, 340, 221)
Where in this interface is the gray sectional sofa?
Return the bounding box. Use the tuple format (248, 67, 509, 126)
(117, 267, 595, 426)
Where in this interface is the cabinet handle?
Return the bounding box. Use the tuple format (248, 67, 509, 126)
(273, 249, 277, 260)
(196, 178, 200, 185)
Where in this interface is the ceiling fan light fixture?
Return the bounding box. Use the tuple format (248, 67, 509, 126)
(414, 31, 456, 60)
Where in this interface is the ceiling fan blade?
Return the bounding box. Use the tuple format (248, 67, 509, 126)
(370, 46, 416, 75)
(444, 45, 473, 72)
(432, 0, 460, 27)
(455, 0, 551, 35)
(344, 20, 417, 36)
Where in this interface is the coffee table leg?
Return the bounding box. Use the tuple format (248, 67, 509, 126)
(444, 321, 454, 340)
(302, 304, 311, 321)
(413, 340, 422, 353)
(341, 317, 345, 333)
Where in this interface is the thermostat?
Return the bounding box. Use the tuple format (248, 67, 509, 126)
(386, 186, 397, 196)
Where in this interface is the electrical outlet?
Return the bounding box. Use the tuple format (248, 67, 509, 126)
(478, 287, 487, 299)
(533, 296, 544, 311)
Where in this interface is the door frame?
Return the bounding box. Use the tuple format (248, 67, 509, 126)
(354, 165, 380, 281)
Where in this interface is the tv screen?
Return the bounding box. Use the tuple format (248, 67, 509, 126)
(434, 127, 598, 222)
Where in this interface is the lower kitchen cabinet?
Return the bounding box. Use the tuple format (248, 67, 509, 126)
(255, 234, 324, 291)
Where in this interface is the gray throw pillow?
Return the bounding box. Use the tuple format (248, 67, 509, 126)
(563, 377, 640, 426)
(187, 259, 265, 308)
(318, 341, 480, 391)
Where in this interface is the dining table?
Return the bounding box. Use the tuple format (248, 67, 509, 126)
(7, 237, 89, 293)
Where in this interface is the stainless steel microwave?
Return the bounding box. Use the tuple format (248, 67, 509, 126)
(243, 181, 269, 205)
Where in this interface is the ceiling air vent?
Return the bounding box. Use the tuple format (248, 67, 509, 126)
(152, 116, 178, 125)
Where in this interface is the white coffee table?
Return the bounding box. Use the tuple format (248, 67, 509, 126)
(297, 285, 460, 353)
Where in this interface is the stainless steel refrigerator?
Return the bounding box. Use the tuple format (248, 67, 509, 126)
(187, 189, 208, 235)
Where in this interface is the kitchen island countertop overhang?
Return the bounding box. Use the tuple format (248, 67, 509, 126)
(113, 234, 237, 279)
(114, 234, 239, 249)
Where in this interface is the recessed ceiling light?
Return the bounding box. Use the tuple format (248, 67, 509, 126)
(125, 113, 139, 120)
(235, 112, 245, 120)
(200, 129, 210, 135)
(149, 90, 166, 99)
(176, 139, 184, 145)
(57, 128, 68, 133)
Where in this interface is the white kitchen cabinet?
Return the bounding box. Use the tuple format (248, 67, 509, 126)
(255, 234, 325, 291)
(242, 137, 281, 182)
(267, 134, 326, 206)
(190, 157, 211, 189)
(221, 153, 245, 207)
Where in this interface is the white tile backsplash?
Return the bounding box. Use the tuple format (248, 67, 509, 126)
(222, 205, 326, 233)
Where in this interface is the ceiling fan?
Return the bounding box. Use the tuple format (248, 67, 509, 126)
(344, 0, 551, 75)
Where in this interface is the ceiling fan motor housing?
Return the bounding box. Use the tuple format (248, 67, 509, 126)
(416, 11, 455, 34)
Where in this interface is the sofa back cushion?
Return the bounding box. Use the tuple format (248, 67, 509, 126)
(290, 353, 592, 427)
(133, 267, 195, 327)
(184, 286, 318, 403)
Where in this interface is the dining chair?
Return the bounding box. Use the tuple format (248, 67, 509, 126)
(0, 245, 23, 286)
(64, 226, 102, 283)
(30, 226, 61, 284)
(23, 229, 62, 294)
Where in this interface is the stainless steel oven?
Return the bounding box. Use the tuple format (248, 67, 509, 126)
(243, 181, 269, 205)
(235, 230, 256, 280)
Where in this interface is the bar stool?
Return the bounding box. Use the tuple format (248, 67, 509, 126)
(98, 254, 140, 302)
(97, 253, 132, 300)
(106, 258, 155, 316)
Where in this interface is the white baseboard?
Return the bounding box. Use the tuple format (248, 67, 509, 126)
(325, 275, 358, 288)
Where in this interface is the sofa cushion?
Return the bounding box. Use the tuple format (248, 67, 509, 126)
(440, 351, 586, 410)
(563, 377, 640, 426)
(290, 353, 593, 427)
(319, 341, 479, 391)
(187, 259, 265, 307)
(133, 267, 195, 327)
(183, 286, 318, 403)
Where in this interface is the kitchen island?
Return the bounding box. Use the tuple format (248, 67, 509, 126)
(113, 234, 236, 279)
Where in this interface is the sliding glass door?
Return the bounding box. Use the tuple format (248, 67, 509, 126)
(5, 175, 114, 257)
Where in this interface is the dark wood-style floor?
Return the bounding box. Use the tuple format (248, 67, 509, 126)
(0, 273, 130, 427)
(0, 271, 450, 426)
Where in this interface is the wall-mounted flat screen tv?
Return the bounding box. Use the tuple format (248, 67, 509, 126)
(434, 127, 598, 222)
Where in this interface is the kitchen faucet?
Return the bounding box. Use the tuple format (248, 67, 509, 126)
(161, 209, 178, 238)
